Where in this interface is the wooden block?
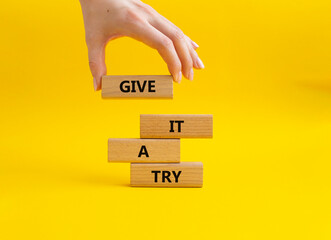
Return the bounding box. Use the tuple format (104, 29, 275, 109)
(140, 114, 213, 138)
(108, 138, 180, 163)
(102, 75, 173, 98)
(131, 162, 203, 187)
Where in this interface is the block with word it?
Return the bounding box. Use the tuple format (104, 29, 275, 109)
(140, 114, 213, 138)
(131, 162, 203, 187)
(102, 75, 173, 98)
(108, 138, 180, 163)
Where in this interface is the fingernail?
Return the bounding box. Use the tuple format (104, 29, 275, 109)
(196, 57, 205, 69)
(93, 78, 97, 91)
(176, 71, 182, 83)
(192, 41, 199, 48)
(188, 68, 194, 81)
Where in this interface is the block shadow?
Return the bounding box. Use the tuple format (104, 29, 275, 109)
(76, 173, 130, 188)
(295, 79, 331, 93)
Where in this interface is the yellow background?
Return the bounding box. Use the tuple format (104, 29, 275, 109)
(1, 0, 331, 239)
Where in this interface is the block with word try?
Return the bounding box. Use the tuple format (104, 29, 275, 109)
(108, 138, 180, 163)
(131, 162, 203, 187)
(102, 75, 173, 98)
(140, 114, 213, 138)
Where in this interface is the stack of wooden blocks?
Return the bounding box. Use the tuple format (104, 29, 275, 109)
(102, 75, 213, 187)
(108, 114, 213, 187)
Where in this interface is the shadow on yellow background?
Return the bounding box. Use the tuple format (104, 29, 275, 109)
(1, 0, 331, 239)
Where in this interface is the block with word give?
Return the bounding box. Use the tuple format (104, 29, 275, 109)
(131, 162, 203, 187)
(140, 114, 213, 138)
(102, 75, 173, 98)
(108, 138, 180, 163)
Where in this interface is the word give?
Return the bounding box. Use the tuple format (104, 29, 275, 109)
(120, 80, 156, 93)
(102, 75, 173, 98)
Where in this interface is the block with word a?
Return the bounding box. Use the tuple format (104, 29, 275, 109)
(140, 114, 213, 138)
(130, 162, 203, 187)
(108, 138, 180, 163)
(102, 75, 173, 98)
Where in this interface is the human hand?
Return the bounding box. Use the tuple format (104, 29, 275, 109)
(79, 0, 204, 91)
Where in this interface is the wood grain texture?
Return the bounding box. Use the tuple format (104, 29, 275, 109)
(101, 75, 173, 98)
(131, 162, 203, 187)
(108, 138, 180, 163)
(140, 114, 213, 138)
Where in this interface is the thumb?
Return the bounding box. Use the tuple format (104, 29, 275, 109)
(87, 42, 107, 91)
